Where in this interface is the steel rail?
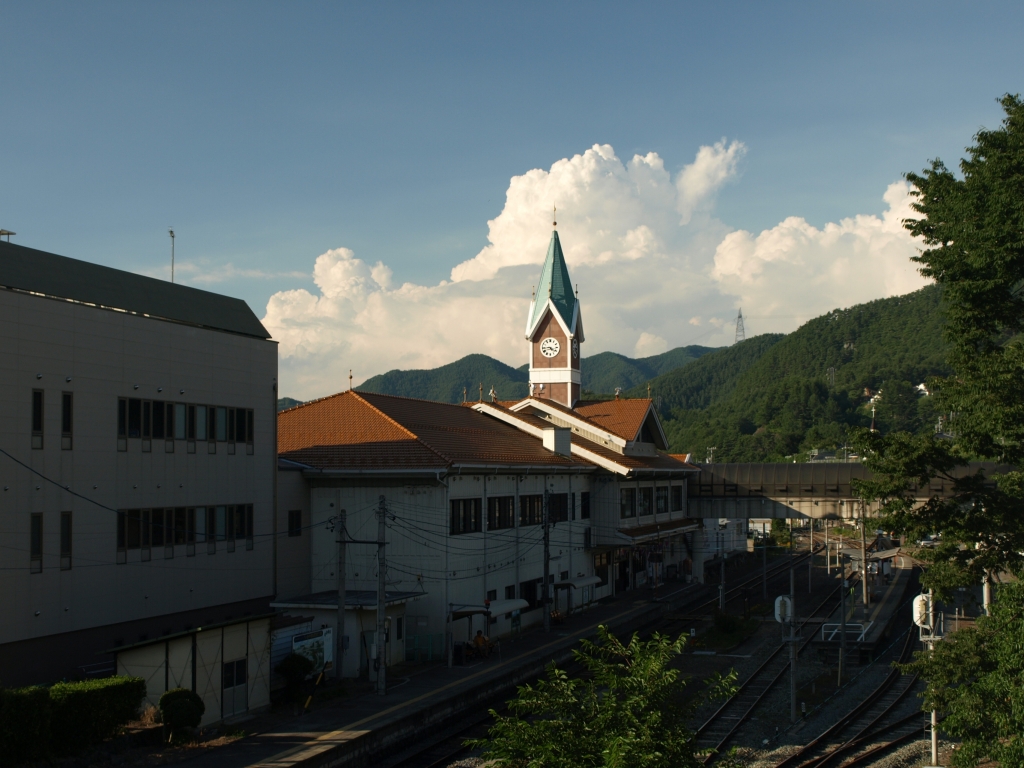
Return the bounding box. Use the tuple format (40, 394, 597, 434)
(695, 577, 851, 762)
(771, 612, 919, 768)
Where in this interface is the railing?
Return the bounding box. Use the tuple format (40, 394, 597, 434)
(821, 621, 873, 642)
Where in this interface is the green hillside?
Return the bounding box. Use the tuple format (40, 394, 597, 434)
(277, 397, 304, 411)
(358, 354, 530, 403)
(359, 345, 717, 404)
(627, 334, 784, 410)
(580, 345, 716, 394)
(659, 285, 949, 462)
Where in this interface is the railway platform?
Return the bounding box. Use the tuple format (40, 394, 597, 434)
(812, 553, 917, 664)
(177, 578, 717, 768)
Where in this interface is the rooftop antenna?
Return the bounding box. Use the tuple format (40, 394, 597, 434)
(647, 383, 651, 399)
(349, 370, 353, 390)
(479, 382, 483, 402)
(490, 386, 497, 403)
(0, 229, 15, 242)
(463, 387, 467, 404)
(735, 307, 745, 343)
(168, 228, 175, 283)
(553, 205, 557, 229)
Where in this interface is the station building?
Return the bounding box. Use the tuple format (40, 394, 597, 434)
(0, 240, 278, 687)
(274, 229, 748, 676)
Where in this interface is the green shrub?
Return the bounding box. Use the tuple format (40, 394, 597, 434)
(0, 686, 51, 766)
(49, 676, 146, 754)
(276, 653, 314, 705)
(159, 688, 205, 736)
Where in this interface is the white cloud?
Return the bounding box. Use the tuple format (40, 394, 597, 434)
(710, 181, 927, 333)
(676, 139, 747, 224)
(262, 144, 927, 400)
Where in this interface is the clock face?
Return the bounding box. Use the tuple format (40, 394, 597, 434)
(539, 337, 560, 358)
(572, 338, 579, 359)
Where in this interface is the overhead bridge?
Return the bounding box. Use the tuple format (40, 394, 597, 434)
(685, 462, 1009, 520)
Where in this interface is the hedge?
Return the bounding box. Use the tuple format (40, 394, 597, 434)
(0, 687, 51, 766)
(48, 676, 146, 755)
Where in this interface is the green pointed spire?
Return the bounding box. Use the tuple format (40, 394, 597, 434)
(529, 231, 576, 331)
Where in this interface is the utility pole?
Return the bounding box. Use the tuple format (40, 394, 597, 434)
(808, 518, 813, 593)
(543, 484, 551, 632)
(928, 589, 939, 767)
(375, 495, 387, 695)
(839, 566, 847, 686)
(789, 610, 797, 723)
(335, 498, 346, 680)
(762, 533, 767, 601)
(825, 520, 830, 575)
(169, 228, 175, 283)
(860, 511, 870, 613)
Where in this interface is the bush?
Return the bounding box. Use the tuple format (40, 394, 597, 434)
(0, 686, 51, 766)
(49, 676, 146, 754)
(159, 689, 205, 738)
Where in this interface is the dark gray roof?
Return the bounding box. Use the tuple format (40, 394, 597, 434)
(271, 590, 425, 608)
(0, 241, 270, 339)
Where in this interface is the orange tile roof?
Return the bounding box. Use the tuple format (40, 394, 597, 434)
(278, 390, 588, 471)
(574, 399, 654, 442)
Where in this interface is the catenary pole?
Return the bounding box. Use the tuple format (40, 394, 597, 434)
(790, 565, 797, 722)
(543, 482, 551, 632)
(861, 509, 870, 614)
(376, 495, 387, 695)
(808, 518, 813, 593)
(335, 496, 346, 680)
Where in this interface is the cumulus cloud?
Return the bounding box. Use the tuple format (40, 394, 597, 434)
(262, 144, 928, 400)
(710, 181, 927, 333)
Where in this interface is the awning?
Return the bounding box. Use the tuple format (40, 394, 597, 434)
(847, 547, 901, 562)
(616, 518, 699, 545)
(554, 576, 602, 590)
(449, 599, 530, 620)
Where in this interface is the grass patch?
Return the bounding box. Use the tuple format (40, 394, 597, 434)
(690, 611, 760, 653)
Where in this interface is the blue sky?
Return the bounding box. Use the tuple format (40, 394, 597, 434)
(3, 2, 1022, 396)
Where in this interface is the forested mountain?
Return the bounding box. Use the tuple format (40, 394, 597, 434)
(358, 354, 531, 403)
(657, 285, 948, 462)
(358, 345, 717, 403)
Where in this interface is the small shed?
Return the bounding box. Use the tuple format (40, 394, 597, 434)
(110, 614, 273, 726)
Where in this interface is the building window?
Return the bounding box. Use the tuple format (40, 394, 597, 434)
(216, 407, 227, 441)
(519, 579, 539, 609)
(594, 551, 610, 587)
(246, 505, 254, 550)
(620, 488, 636, 519)
(152, 400, 165, 439)
(142, 400, 152, 438)
(450, 498, 482, 535)
(246, 409, 255, 454)
(671, 485, 684, 512)
(288, 510, 302, 537)
(548, 493, 569, 523)
(128, 398, 142, 437)
(638, 487, 653, 516)
(519, 495, 543, 526)
(60, 511, 72, 570)
(504, 585, 516, 600)
(30, 513, 43, 573)
(487, 496, 515, 530)
(581, 492, 591, 520)
(151, 509, 165, 547)
(396, 616, 403, 641)
(174, 404, 186, 440)
(173, 508, 187, 545)
(656, 486, 668, 515)
(31, 390, 43, 449)
(60, 392, 73, 449)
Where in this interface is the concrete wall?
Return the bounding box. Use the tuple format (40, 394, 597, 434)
(276, 467, 311, 600)
(0, 288, 277, 684)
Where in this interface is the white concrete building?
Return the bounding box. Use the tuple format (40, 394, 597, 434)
(0, 240, 278, 686)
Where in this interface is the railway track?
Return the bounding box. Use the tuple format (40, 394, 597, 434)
(771, 588, 921, 768)
(387, 552, 821, 768)
(693, 576, 851, 762)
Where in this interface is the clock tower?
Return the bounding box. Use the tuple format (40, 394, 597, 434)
(525, 225, 583, 408)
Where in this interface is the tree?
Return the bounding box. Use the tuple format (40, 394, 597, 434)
(901, 580, 1024, 767)
(158, 688, 205, 741)
(467, 625, 735, 768)
(854, 94, 1024, 591)
(851, 94, 1024, 767)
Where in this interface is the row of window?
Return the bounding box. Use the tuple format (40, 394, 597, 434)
(449, 492, 591, 535)
(28, 392, 256, 454)
(28, 511, 73, 572)
(116, 504, 254, 562)
(31, 390, 74, 450)
(117, 399, 254, 443)
(620, 486, 684, 519)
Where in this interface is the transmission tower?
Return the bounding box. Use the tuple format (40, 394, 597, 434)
(735, 308, 745, 343)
